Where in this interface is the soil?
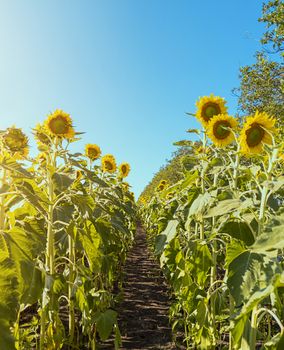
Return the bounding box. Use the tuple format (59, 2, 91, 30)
(100, 225, 178, 350)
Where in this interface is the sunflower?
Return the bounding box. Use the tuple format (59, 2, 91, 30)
(119, 163, 130, 178)
(33, 123, 51, 146)
(85, 144, 101, 161)
(35, 152, 47, 165)
(2, 127, 29, 159)
(101, 154, 117, 173)
(207, 114, 238, 147)
(239, 111, 276, 155)
(157, 180, 167, 192)
(196, 94, 228, 127)
(166, 192, 175, 200)
(44, 109, 75, 139)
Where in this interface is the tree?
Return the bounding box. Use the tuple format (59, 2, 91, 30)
(234, 1, 284, 123)
(259, 0, 284, 53)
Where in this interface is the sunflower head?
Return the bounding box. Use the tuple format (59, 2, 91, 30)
(119, 163, 131, 178)
(85, 144, 101, 161)
(33, 123, 51, 147)
(207, 114, 238, 147)
(101, 154, 117, 173)
(239, 111, 276, 155)
(2, 126, 29, 159)
(156, 180, 167, 192)
(166, 192, 175, 200)
(44, 109, 75, 139)
(196, 94, 228, 127)
(35, 152, 47, 165)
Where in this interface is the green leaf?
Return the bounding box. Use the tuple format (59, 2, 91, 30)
(225, 239, 246, 268)
(227, 250, 281, 306)
(188, 241, 213, 286)
(0, 319, 16, 350)
(0, 157, 32, 179)
(187, 192, 212, 222)
(220, 221, 255, 246)
(205, 199, 241, 218)
(52, 172, 74, 192)
(230, 315, 250, 350)
(252, 221, 284, 253)
(0, 258, 19, 321)
(173, 140, 193, 146)
(94, 309, 117, 341)
(154, 220, 179, 255)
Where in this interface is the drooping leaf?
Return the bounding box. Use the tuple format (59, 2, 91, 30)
(154, 220, 179, 255)
(220, 221, 255, 246)
(205, 199, 241, 218)
(227, 250, 281, 306)
(94, 309, 118, 341)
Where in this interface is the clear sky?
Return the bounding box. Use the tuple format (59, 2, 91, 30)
(0, 0, 265, 197)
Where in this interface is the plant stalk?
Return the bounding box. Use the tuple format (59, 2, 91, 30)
(40, 152, 56, 350)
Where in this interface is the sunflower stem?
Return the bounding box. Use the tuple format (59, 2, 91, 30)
(199, 131, 207, 240)
(0, 169, 7, 233)
(40, 149, 56, 350)
(232, 144, 240, 192)
(68, 230, 76, 344)
(258, 148, 278, 235)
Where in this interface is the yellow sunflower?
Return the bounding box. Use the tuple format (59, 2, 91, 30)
(166, 192, 175, 200)
(156, 180, 167, 192)
(33, 123, 51, 146)
(119, 163, 131, 178)
(44, 109, 75, 139)
(196, 94, 228, 127)
(2, 127, 29, 159)
(101, 154, 117, 173)
(85, 144, 101, 161)
(207, 114, 238, 147)
(239, 111, 276, 155)
(36, 152, 47, 165)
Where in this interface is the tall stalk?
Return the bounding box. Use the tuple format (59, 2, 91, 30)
(68, 231, 76, 343)
(248, 147, 278, 349)
(199, 132, 207, 240)
(40, 149, 56, 350)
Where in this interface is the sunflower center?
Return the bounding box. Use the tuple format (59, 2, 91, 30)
(246, 123, 264, 147)
(202, 103, 221, 121)
(213, 121, 230, 140)
(49, 116, 70, 135)
(104, 160, 113, 171)
(121, 165, 127, 173)
(89, 149, 98, 158)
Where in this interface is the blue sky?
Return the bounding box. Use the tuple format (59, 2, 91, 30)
(0, 0, 265, 196)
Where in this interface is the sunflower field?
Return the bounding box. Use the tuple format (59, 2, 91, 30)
(139, 95, 284, 349)
(0, 111, 136, 349)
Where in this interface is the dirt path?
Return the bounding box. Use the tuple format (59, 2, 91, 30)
(116, 225, 176, 350)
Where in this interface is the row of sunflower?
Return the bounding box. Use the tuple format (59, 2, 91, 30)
(140, 95, 284, 349)
(0, 110, 136, 350)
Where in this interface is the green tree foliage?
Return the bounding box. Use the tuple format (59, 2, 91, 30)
(234, 0, 284, 122)
(235, 53, 283, 118)
(138, 143, 198, 203)
(259, 0, 284, 52)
